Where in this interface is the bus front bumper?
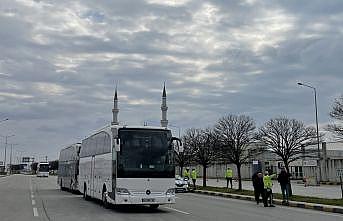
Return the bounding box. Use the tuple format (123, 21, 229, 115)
(109, 194, 176, 205)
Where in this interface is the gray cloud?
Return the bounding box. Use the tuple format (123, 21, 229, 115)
(0, 0, 342, 161)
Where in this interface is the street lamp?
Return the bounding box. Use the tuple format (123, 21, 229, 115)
(9, 143, 19, 175)
(2, 134, 15, 173)
(297, 82, 322, 184)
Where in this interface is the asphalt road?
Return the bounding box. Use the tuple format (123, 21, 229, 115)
(0, 175, 342, 221)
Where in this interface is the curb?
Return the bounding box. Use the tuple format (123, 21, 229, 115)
(321, 181, 341, 185)
(193, 190, 343, 214)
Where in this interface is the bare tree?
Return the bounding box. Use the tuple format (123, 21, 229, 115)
(328, 95, 343, 140)
(215, 114, 256, 190)
(258, 116, 317, 195)
(175, 137, 193, 175)
(183, 128, 218, 187)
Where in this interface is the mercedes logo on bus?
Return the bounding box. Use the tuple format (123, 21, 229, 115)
(146, 190, 151, 195)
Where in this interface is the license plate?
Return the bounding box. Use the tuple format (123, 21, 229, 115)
(142, 198, 155, 202)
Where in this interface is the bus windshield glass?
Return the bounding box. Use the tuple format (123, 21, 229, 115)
(39, 164, 49, 172)
(117, 129, 174, 178)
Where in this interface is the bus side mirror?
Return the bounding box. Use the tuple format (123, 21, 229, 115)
(178, 141, 184, 153)
(171, 137, 183, 153)
(114, 138, 121, 152)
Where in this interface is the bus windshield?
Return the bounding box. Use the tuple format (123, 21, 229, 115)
(39, 164, 49, 172)
(117, 129, 174, 178)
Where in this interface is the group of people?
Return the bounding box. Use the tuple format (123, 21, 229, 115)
(252, 167, 291, 207)
(183, 167, 233, 190)
(182, 166, 291, 207)
(183, 168, 198, 189)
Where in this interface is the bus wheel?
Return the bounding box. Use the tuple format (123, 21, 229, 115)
(83, 184, 89, 201)
(102, 188, 109, 209)
(150, 204, 159, 209)
(60, 179, 64, 191)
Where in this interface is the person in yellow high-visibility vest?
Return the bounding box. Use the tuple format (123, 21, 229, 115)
(263, 170, 276, 207)
(225, 167, 233, 189)
(183, 168, 190, 180)
(191, 169, 197, 190)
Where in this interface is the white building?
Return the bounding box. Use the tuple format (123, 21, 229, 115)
(191, 142, 343, 182)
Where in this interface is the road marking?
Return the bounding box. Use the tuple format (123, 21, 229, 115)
(33, 207, 39, 217)
(190, 193, 343, 218)
(163, 207, 191, 215)
(32, 199, 36, 205)
(31, 194, 34, 198)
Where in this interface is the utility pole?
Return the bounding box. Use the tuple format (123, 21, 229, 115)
(4, 136, 7, 172)
(10, 144, 12, 174)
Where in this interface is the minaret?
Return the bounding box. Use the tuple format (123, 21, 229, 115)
(111, 86, 119, 125)
(161, 83, 168, 127)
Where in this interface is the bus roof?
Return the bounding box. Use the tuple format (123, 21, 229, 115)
(60, 143, 81, 151)
(83, 124, 170, 140)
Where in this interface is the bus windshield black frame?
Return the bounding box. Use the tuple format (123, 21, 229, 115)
(39, 164, 49, 172)
(117, 128, 174, 178)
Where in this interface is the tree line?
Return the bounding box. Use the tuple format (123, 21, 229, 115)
(176, 114, 319, 191)
(176, 94, 343, 191)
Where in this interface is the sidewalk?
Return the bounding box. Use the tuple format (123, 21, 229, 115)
(197, 178, 342, 199)
(194, 189, 343, 214)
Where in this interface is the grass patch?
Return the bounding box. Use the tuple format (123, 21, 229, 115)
(196, 186, 343, 207)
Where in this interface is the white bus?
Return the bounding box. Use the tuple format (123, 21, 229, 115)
(58, 143, 81, 191)
(37, 162, 49, 177)
(78, 125, 182, 208)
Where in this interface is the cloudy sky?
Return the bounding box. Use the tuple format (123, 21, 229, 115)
(0, 0, 342, 161)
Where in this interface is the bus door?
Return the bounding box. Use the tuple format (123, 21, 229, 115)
(90, 156, 95, 197)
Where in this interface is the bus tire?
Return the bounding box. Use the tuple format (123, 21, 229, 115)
(150, 204, 159, 209)
(83, 184, 89, 201)
(60, 179, 64, 191)
(102, 186, 110, 209)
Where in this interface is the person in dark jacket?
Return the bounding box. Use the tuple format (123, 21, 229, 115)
(252, 172, 264, 204)
(277, 167, 291, 205)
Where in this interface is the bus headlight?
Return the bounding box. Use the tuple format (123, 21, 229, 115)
(116, 188, 130, 195)
(166, 188, 175, 195)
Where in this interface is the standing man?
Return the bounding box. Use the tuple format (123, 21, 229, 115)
(277, 167, 291, 205)
(191, 168, 197, 190)
(183, 167, 190, 180)
(263, 170, 276, 207)
(225, 167, 233, 189)
(252, 172, 264, 204)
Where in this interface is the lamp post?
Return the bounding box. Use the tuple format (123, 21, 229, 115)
(297, 82, 322, 184)
(3, 134, 15, 173)
(9, 143, 19, 174)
